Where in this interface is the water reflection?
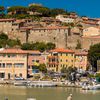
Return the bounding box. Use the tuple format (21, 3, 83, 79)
(80, 89, 100, 95)
(0, 86, 100, 100)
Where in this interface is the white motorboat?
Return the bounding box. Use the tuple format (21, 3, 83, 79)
(29, 81, 57, 87)
(82, 84, 100, 90)
(14, 81, 27, 86)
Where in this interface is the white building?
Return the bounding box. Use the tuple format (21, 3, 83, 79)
(83, 27, 100, 36)
(56, 15, 74, 23)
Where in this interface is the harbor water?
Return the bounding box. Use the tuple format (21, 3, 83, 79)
(0, 86, 100, 100)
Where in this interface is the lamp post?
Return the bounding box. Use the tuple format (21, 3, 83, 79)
(12, 63, 15, 80)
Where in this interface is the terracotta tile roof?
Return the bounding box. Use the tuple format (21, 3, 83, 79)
(0, 48, 27, 54)
(82, 36, 100, 39)
(75, 52, 88, 56)
(41, 17, 60, 22)
(82, 21, 97, 25)
(88, 18, 98, 21)
(95, 18, 100, 21)
(46, 26, 67, 29)
(14, 19, 25, 23)
(0, 18, 15, 22)
(50, 48, 74, 53)
(27, 50, 41, 54)
(20, 27, 33, 30)
(20, 26, 68, 30)
(82, 17, 88, 20)
(69, 15, 77, 19)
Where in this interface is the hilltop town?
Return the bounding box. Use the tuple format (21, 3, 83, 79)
(0, 3, 100, 50)
(0, 3, 99, 79)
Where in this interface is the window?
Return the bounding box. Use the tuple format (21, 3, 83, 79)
(22, 55, 26, 58)
(49, 65, 51, 67)
(36, 60, 39, 63)
(66, 54, 68, 56)
(0, 63, 5, 68)
(6, 63, 12, 67)
(53, 53, 58, 56)
(3, 54, 6, 57)
(28, 66, 30, 69)
(2, 63, 5, 68)
(0, 63, 1, 68)
(32, 60, 35, 62)
(19, 54, 26, 58)
(71, 54, 73, 56)
(0, 54, 3, 57)
(63, 64, 65, 67)
(0, 73, 5, 78)
(60, 59, 62, 62)
(19, 73, 22, 77)
(85, 29, 88, 31)
(11, 54, 16, 57)
(14, 63, 24, 68)
(52, 59, 55, 62)
(7, 54, 11, 58)
(66, 60, 68, 62)
(49, 59, 51, 62)
(60, 53, 62, 56)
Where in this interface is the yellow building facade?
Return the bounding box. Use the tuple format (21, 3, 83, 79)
(47, 48, 74, 72)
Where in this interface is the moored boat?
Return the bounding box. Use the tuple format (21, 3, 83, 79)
(82, 84, 100, 90)
(14, 81, 27, 86)
(29, 80, 57, 87)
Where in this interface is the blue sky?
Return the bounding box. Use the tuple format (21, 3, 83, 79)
(0, 0, 99, 18)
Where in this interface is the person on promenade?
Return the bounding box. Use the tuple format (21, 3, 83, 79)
(67, 94, 72, 100)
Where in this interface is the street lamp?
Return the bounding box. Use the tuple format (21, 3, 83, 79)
(12, 63, 15, 80)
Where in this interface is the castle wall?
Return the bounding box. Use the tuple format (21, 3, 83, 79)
(28, 29, 68, 48)
(82, 36, 100, 50)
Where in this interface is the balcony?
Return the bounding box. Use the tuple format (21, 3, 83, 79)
(47, 56, 58, 59)
(48, 62, 59, 65)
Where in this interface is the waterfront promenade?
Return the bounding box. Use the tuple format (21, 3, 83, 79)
(0, 79, 82, 88)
